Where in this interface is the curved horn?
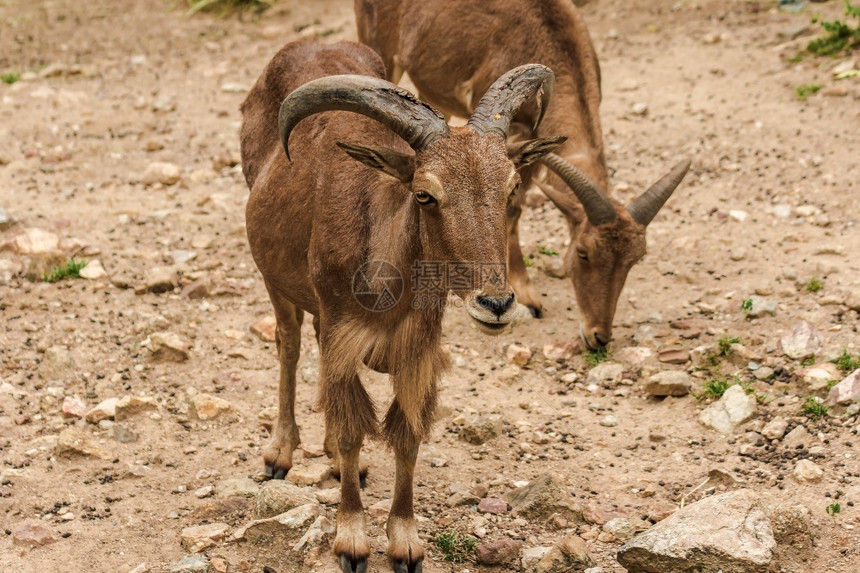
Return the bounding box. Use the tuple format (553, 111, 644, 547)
(627, 159, 691, 226)
(541, 153, 617, 226)
(278, 75, 448, 160)
(467, 64, 555, 137)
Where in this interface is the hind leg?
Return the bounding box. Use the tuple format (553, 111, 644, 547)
(261, 292, 303, 479)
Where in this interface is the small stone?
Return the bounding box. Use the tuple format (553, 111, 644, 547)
(250, 316, 277, 342)
(478, 497, 509, 515)
(761, 416, 789, 441)
(195, 486, 215, 499)
(123, 462, 151, 478)
(315, 488, 341, 505)
(447, 490, 480, 507)
(221, 82, 250, 93)
(115, 395, 158, 421)
(726, 343, 762, 368)
(142, 162, 182, 186)
(11, 519, 58, 547)
(476, 539, 522, 565)
(286, 462, 331, 487)
(459, 414, 502, 445)
(0, 206, 17, 231)
(586, 362, 624, 386)
(522, 546, 552, 571)
(797, 363, 842, 391)
(782, 425, 810, 450)
(603, 518, 637, 542)
(793, 459, 824, 483)
(543, 341, 580, 362)
(170, 555, 210, 573)
(55, 428, 111, 459)
(507, 343, 532, 367)
(745, 296, 776, 319)
(128, 564, 150, 573)
(631, 102, 648, 116)
(698, 384, 757, 433)
(658, 347, 690, 365)
(613, 346, 654, 367)
(6, 227, 59, 255)
(143, 266, 178, 294)
(728, 210, 748, 222)
(536, 533, 595, 572)
(504, 473, 582, 521)
(61, 395, 87, 418)
(149, 331, 191, 362)
(170, 249, 197, 265)
(753, 366, 775, 381)
(293, 515, 335, 552)
(79, 259, 107, 280)
(86, 397, 119, 423)
(181, 522, 229, 552)
(826, 369, 860, 406)
(368, 499, 392, 520)
(255, 480, 315, 517)
(217, 477, 260, 499)
(644, 371, 692, 397)
(191, 393, 232, 421)
(779, 321, 822, 359)
(599, 415, 617, 427)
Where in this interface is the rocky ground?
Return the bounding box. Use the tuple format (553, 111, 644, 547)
(1, 0, 859, 571)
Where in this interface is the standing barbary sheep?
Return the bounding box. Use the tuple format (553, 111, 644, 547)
(356, 0, 692, 350)
(241, 40, 564, 573)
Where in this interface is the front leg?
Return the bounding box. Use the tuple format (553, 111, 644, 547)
(332, 432, 370, 573)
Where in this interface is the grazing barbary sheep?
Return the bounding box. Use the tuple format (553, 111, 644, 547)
(356, 0, 692, 349)
(241, 39, 564, 573)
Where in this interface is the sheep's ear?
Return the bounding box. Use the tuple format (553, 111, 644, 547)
(337, 141, 415, 183)
(507, 135, 567, 168)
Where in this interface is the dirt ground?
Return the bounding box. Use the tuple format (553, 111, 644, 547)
(1, 0, 859, 571)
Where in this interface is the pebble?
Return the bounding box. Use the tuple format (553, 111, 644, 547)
(142, 162, 182, 186)
(115, 395, 158, 421)
(293, 515, 335, 552)
(11, 519, 58, 547)
(657, 347, 690, 365)
(85, 397, 119, 423)
(459, 414, 502, 445)
(61, 395, 87, 418)
(536, 533, 595, 572)
(250, 316, 277, 342)
(0, 206, 17, 231)
(586, 362, 624, 386)
(745, 296, 776, 319)
(698, 384, 757, 434)
(827, 369, 860, 405)
(236, 504, 324, 545)
(507, 343, 532, 367)
(315, 488, 341, 505)
(753, 366, 775, 381)
(170, 555, 210, 573)
(191, 393, 232, 420)
(543, 341, 580, 361)
(255, 481, 315, 517)
(149, 331, 191, 362)
(217, 477, 259, 499)
(39, 346, 76, 382)
(522, 546, 552, 570)
(476, 539, 522, 565)
(447, 490, 480, 507)
(599, 415, 617, 427)
(142, 266, 178, 294)
(797, 363, 842, 391)
(55, 427, 112, 460)
(5, 227, 60, 255)
(286, 462, 331, 487)
(79, 259, 107, 280)
(505, 473, 582, 521)
(779, 321, 822, 359)
(195, 486, 215, 499)
(478, 497, 509, 515)
(782, 425, 810, 450)
(113, 423, 139, 443)
(644, 370, 692, 397)
(603, 517, 638, 542)
(793, 459, 824, 483)
(728, 210, 748, 222)
(180, 522, 229, 552)
(630, 102, 648, 116)
(761, 416, 789, 440)
(613, 346, 654, 367)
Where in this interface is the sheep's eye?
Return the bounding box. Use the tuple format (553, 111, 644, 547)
(576, 249, 589, 261)
(510, 182, 521, 196)
(415, 191, 436, 206)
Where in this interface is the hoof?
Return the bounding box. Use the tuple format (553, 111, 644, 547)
(264, 460, 289, 481)
(528, 305, 543, 319)
(339, 554, 368, 573)
(392, 558, 423, 573)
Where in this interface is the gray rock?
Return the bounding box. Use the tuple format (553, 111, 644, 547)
(504, 473, 582, 521)
(779, 321, 822, 359)
(170, 555, 210, 573)
(149, 332, 191, 363)
(286, 462, 331, 486)
(826, 369, 860, 405)
(459, 414, 502, 445)
(617, 490, 776, 573)
(217, 477, 260, 499)
(753, 366, 775, 381)
(447, 490, 480, 507)
(113, 423, 138, 443)
(604, 517, 638, 542)
(643, 371, 692, 397)
(745, 296, 776, 319)
(585, 362, 624, 386)
(698, 384, 757, 433)
(782, 425, 809, 450)
(255, 480, 315, 518)
(797, 363, 842, 391)
(180, 522, 229, 552)
(522, 546, 552, 571)
(793, 459, 823, 483)
(142, 162, 181, 186)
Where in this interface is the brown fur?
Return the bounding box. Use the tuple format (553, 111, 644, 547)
(241, 39, 561, 571)
(356, 0, 686, 349)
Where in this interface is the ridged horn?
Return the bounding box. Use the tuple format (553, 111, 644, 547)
(278, 75, 449, 160)
(541, 153, 617, 226)
(467, 64, 554, 137)
(627, 159, 691, 226)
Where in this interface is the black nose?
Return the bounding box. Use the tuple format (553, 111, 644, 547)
(477, 294, 515, 318)
(593, 332, 611, 347)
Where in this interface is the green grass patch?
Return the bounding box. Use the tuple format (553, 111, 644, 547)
(795, 84, 822, 100)
(807, 0, 860, 57)
(523, 256, 534, 268)
(802, 396, 829, 420)
(826, 502, 842, 516)
(538, 245, 559, 257)
(584, 347, 609, 367)
(804, 277, 824, 292)
(718, 336, 741, 356)
(1, 71, 21, 85)
(801, 354, 817, 367)
(702, 376, 734, 399)
(430, 529, 476, 563)
(741, 298, 753, 314)
(832, 349, 860, 373)
(44, 258, 87, 283)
